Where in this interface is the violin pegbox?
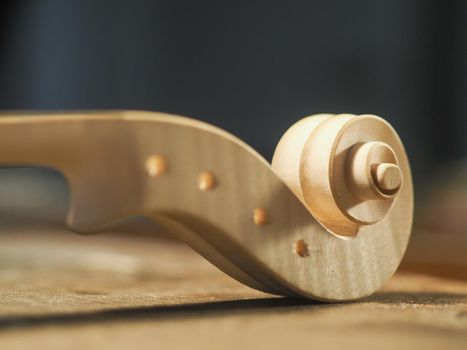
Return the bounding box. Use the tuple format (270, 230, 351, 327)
(0, 111, 413, 301)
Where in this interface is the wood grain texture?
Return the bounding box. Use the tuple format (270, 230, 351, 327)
(0, 111, 413, 301)
(0, 229, 465, 350)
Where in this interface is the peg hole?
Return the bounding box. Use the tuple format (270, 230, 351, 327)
(253, 207, 269, 226)
(197, 171, 216, 191)
(294, 239, 309, 257)
(145, 155, 168, 177)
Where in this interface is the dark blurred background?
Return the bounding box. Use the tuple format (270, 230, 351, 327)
(0, 1, 465, 233)
(1, 1, 466, 177)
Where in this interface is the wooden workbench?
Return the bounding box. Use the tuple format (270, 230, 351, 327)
(0, 226, 466, 349)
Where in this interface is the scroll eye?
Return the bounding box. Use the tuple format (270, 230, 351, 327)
(272, 114, 410, 238)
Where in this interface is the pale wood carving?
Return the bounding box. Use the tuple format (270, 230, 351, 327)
(0, 111, 413, 301)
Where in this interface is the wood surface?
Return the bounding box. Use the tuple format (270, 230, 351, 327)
(0, 111, 413, 301)
(0, 228, 466, 350)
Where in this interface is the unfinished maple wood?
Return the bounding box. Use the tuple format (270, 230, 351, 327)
(272, 114, 409, 236)
(0, 111, 413, 301)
